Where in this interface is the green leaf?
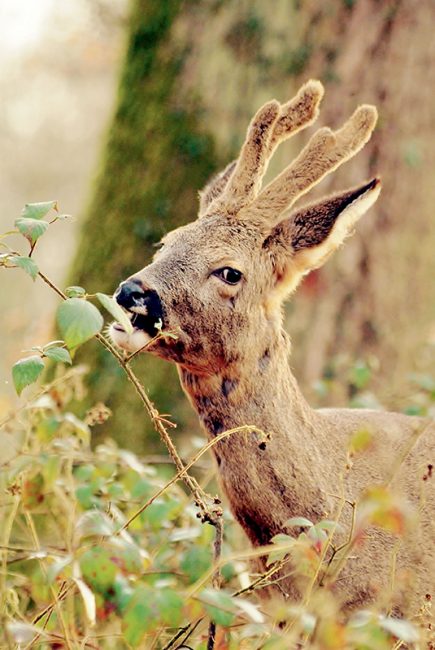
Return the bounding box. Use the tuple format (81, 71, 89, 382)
(107, 537, 146, 575)
(307, 525, 328, 547)
(181, 547, 212, 584)
(270, 533, 294, 546)
(56, 298, 103, 350)
(113, 575, 134, 613)
(285, 516, 313, 528)
(10, 255, 39, 280)
(200, 588, 236, 627)
(267, 533, 295, 565)
(349, 360, 371, 390)
(140, 497, 180, 529)
(12, 355, 45, 395)
(79, 547, 117, 593)
(75, 484, 99, 509)
(349, 428, 374, 454)
(21, 200, 57, 219)
(316, 520, 342, 532)
(409, 373, 435, 392)
(44, 346, 72, 365)
(96, 292, 133, 333)
(42, 455, 61, 486)
(36, 415, 61, 443)
(65, 285, 86, 298)
(123, 586, 156, 646)
(156, 589, 183, 626)
(15, 218, 49, 244)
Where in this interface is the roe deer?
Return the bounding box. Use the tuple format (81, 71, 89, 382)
(110, 81, 434, 613)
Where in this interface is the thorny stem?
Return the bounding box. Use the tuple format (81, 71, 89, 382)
(322, 419, 433, 589)
(207, 621, 217, 650)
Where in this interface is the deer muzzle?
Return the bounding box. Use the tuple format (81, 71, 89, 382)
(114, 280, 164, 337)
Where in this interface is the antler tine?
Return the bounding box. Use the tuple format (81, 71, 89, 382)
(210, 100, 280, 216)
(244, 104, 378, 224)
(207, 82, 324, 217)
(267, 79, 324, 156)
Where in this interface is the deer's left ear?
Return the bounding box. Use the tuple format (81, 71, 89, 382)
(263, 178, 381, 296)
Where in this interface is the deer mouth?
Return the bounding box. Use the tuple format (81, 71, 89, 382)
(116, 307, 164, 339)
(109, 308, 165, 354)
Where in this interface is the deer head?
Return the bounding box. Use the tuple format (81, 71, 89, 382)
(110, 80, 380, 375)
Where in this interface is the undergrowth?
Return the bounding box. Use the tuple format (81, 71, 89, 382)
(0, 202, 434, 648)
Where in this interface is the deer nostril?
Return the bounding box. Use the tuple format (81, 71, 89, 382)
(115, 280, 145, 309)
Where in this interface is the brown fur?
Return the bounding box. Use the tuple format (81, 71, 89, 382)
(110, 81, 434, 614)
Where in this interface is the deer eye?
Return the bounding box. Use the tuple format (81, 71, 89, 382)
(213, 267, 243, 285)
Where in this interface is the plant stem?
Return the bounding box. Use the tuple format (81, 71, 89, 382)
(207, 517, 224, 650)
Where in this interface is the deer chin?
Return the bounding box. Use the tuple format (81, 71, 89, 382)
(109, 322, 152, 353)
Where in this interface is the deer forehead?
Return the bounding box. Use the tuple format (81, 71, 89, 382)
(155, 215, 265, 273)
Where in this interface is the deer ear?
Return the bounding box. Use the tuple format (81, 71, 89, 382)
(264, 178, 381, 296)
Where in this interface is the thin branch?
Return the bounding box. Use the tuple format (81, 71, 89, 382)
(207, 518, 224, 650)
(161, 618, 204, 650)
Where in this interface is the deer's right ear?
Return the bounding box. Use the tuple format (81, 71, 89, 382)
(263, 178, 381, 297)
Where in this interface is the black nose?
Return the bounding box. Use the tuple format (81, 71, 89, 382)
(114, 280, 164, 335)
(114, 280, 145, 309)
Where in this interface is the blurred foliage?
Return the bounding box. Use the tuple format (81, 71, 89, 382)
(69, 0, 220, 450)
(313, 353, 435, 417)
(1, 367, 433, 649)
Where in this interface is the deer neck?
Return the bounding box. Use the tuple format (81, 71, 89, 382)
(179, 330, 313, 439)
(178, 330, 329, 543)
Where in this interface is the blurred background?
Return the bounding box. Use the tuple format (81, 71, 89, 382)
(1, 0, 434, 452)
